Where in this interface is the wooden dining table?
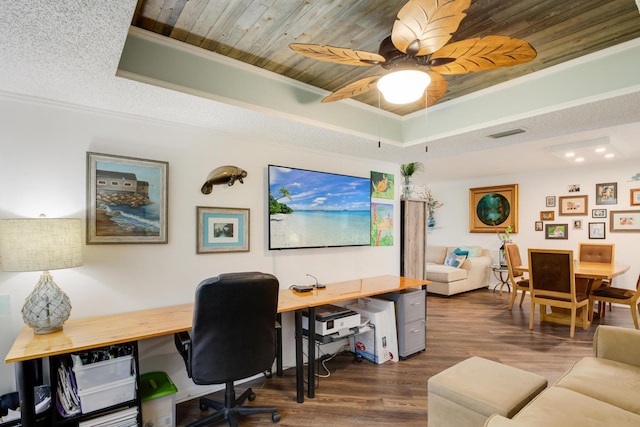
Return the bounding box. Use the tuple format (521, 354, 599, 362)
(516, 261, 630, 294)
(516, 261, 630, 326)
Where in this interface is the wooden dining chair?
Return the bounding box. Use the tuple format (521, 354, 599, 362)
(578, 242, 615, 315)
(528, 249, 589, 338)
(589, 274, 640, 329)
(504, 242, 529, 310)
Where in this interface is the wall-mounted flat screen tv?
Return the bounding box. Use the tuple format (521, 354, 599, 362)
(268, 165, 371, 250)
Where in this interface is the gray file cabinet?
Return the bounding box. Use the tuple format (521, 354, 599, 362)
(380, 288, 426, 359)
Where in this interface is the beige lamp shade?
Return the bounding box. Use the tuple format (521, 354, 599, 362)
(0, 218, 83, 272)
(0, 217, 82, 334)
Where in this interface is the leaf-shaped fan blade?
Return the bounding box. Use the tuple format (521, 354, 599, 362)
(418, 71, 448, 107)
(289, 43, 385, 66)
(392, 0, 471, 56)
(322, 75, 381, 103)
(430, 36, 537, 74)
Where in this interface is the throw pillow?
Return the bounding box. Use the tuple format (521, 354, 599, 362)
(456, 246, 478, 258)
(445, 252, 467, 268)
(453, 247, 469, 257)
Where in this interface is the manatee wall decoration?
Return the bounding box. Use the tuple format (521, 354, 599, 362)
(201, 166, 247, 194)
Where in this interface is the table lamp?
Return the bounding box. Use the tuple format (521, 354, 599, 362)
(0, 217, 82, 334)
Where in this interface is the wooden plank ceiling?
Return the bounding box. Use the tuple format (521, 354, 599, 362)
(131, 0, 640, 116)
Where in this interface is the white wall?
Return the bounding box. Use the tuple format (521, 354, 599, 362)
(3, 93, 638, 401)
(416, 160, 640, 291)
(0, 95, 400, 398)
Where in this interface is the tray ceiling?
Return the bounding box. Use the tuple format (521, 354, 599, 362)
(131, 0, 640, 116)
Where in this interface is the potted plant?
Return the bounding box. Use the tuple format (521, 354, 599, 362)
(400, 162, 423, 198)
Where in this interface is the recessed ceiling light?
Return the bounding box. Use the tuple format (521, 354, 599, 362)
(548, 138, 624, 165)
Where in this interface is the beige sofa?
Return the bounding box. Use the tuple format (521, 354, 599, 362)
(485, 325, 640, 426)
(426, 245, 492, 296)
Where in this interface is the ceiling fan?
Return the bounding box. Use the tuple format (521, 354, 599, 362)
(290, 0, 537, 106)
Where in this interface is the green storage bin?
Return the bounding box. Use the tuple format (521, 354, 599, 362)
(140, 372, 178, 427)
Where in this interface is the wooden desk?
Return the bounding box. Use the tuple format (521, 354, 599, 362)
(293, 275, 429, 398)
(5, 275, 428, 426)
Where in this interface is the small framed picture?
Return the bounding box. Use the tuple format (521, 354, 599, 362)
(573, 219, 582, 229)
(609, 210, 640, 233)
(592, 209, 607, 218)
(588, 222, 606, 239)
(568, 184, 580, 193)
(197, 206, 250, 253)
(596, 182, 617, 205)
(545, 196, 556, 207)
(559, 195, 588, 216)
(545, 223, 568, 240)
(631, 189, 640, 206)
(540, 211, 555, 221)
(534, 221, 543, 231)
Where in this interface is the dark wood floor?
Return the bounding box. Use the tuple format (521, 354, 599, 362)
(176, 287, 636, 426)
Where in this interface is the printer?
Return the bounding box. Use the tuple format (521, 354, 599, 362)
(302, 304, 361, 342)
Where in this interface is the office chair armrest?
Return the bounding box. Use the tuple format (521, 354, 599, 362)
(174, 331, 193, 378)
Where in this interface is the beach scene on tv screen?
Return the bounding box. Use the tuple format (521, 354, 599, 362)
(269, 165, 371, 249)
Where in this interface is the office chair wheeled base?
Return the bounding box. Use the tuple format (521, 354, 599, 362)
(187, 381, 280, 427)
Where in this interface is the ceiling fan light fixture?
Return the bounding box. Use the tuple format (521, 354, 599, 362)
(377, 70, 431, 104)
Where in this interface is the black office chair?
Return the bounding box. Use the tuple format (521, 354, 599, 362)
(175, 272, 281, 426)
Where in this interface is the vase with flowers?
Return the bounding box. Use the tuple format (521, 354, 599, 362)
(416, 185, 444, 227)
(400, 162, 423, 198)
(497, 225, 513, 266)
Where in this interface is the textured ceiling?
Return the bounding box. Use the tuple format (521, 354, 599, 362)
(1, 1, 640, 182)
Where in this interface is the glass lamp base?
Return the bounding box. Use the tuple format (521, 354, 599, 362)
(22, 271, 71, 334)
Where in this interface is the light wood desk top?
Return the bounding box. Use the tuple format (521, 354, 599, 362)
(283, 275, 428, 308)
(5, 275, 428, 364)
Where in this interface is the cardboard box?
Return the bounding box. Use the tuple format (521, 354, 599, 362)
(347, 299, 399, 364)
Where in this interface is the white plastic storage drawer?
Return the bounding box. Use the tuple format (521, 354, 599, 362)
(78, 376, 136, 414)
(72, 355, 134, 391)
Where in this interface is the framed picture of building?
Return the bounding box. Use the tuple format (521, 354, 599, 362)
(86, 152, 168, 244)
